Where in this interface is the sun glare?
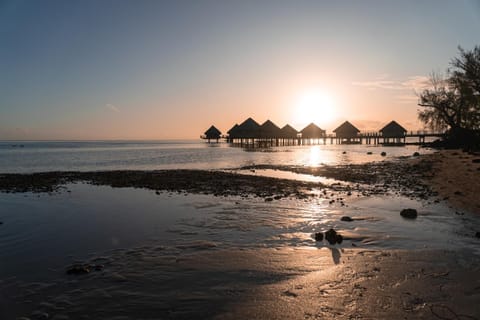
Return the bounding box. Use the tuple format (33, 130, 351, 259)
(294, 89, 336, 127)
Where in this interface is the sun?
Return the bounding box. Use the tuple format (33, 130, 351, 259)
(294, 89, 336, 127)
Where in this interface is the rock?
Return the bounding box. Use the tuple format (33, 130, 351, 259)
(0, 221, 3, 225)
(66, 264, 90, 275)
(342, 151, 347, 154)
(336, 234, 343, 244)
(400, 208, 418, 219)
(454, 191, 463, 196)
(367, 151, 372, 155)
(325, 228, 343, 245)
(413, 152, 420, 157)
(273, 195, 282, 200)
(472, 159, 480, 163)
(264, 197, 273, 202)
(475, 232, 480, 239)
(314, 232, 323, 241)
(341, 216, 353, 222)
(381, 152, 387, 157)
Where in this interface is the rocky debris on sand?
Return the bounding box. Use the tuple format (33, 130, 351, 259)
(381, 152, 387, 157)
(264, 197, 273, 202)
(66, 263, 104, 275)
(475, 232, 480, 239)
(472, 159, 480, 163)
(325, 228, 343, 245)
(314, 232, 323, 241)
(367, 152, 372, 155)
(341, 216, 353, 222)
(400, 208, 418, 219)
(413, 152, 420, 157)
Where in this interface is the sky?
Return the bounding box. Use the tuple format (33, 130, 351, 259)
(1, 0, 480, 140)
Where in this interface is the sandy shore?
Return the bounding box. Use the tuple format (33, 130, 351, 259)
(2, 151, 480, 319)
(3, 246, 479, 319)
(419, 149, 480, 214)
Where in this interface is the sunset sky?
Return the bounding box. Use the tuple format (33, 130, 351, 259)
(1, 0, 480, 140)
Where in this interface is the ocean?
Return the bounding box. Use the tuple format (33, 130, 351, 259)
(2, 140, 479, 318)
(0, 139, 429, 173)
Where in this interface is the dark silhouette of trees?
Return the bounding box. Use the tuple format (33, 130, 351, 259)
(418, 46, 480, 148)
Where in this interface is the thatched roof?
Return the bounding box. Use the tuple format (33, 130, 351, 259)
(227, 124, 239, 136)
(235, 117, 261, 138)
(333, 121, 360, 137)
(259, 120, 282, 138)
(280, 124, 298, 138)
(380, 120, 407, 136)
(204, 125, 221, 139)
(300, 123, 326, 139)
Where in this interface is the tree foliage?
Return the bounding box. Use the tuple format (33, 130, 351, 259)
(418, 46, 480, 146)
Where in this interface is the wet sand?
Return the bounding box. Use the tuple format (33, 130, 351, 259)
(2, 152, 480, 319)
(3, 246, 479, 319)
(419, 150, 480, 214)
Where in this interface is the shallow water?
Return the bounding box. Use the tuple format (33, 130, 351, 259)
(1, 183, 479, 283)
(0, 140, 429, 173)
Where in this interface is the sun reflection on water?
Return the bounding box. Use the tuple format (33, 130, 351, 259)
(308, 146, 322, 167)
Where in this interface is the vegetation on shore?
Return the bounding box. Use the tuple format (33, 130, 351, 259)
(418, 46, 480, 149)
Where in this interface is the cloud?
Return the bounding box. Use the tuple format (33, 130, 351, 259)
(394, 94, 419, 104)
(401, 76, 430, 91)
(352, 75, 430, 92)
(105, 104, 120, 112)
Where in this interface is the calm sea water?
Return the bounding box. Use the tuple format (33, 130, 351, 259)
(0, 139, 428, 173)
(2, 139, 479, 319)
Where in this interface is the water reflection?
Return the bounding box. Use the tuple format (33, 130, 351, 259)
(308, 146, 322, 166)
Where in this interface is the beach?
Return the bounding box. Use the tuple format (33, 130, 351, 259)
(1, 148, 480, 319)
(420, 150, 480, 214)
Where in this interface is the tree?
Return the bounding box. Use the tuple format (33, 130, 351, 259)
(418, 46, 480, 147)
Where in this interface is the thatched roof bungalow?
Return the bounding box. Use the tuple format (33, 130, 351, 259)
(380, 120, 407, 138)
(300, 123, 326, 139)
(259, 120, 282, 138)
(280, 124, 298, 139)
(227, 124, 239, 138)
(235, 117, 261, 138)
(203, 125, 221, 140)
(333, 121, 360, 138)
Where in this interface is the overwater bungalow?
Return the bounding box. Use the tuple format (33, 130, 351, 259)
(333, 121, 361, 144)
(226, 124, 239, 141)
(300, 123, 326, 139)
(280, 124, 298, 139)
(201, 125, 222, 142)
(229, 117, 261, 144)
(259, 120, 282, 139)
(300, 123, 326, 144)
(380, 120, 407, 144)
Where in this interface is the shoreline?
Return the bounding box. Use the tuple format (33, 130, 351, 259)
(2, 151, 480, 319)
(1, 149, 478, 213)
(418, 149, 480, 214)
(4, 246, 480, 319)
(0, 153, 436, 198)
